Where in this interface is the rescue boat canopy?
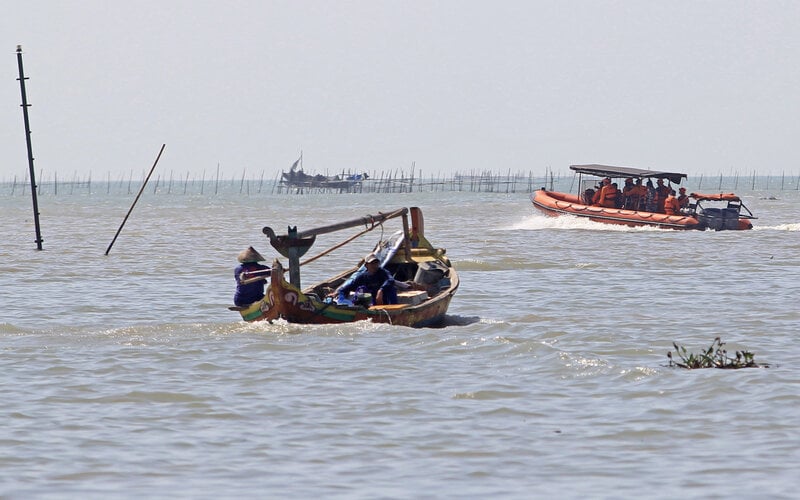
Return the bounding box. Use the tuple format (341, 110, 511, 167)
(570, 164, 688, 185)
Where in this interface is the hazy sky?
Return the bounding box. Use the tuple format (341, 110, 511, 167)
(2, 0, 799, 181)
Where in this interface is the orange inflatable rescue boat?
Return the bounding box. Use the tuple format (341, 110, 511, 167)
(530, 165, 756, 230)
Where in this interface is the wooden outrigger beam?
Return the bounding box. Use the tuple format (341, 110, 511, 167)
(262, 207, 409, 288)
(263, 207, 408, 240)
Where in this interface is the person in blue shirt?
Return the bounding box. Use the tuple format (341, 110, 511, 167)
(333, 253, 399, 305)
(233, 246, 269, 306)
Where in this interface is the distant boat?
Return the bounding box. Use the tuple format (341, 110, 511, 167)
(231, 207, 459, 327)
(531, 164, 756, 230)
(280, 161, 368, 191)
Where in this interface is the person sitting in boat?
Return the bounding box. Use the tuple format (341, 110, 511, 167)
(622, 178, 636, 208)
(631, 178, 647, 210)
(583, 187, 595, 205)
(655, 178, 671, 213)
(591, 178, 610, 205)
(332, 253, 401, 306)
(664, 190, 680, 215)
(233, 246, 269, 306)
(677, 187, 690, 209)
(613, 183, 623, 208)
(644, 180, 657, 212)
(596, 179, 618, 208)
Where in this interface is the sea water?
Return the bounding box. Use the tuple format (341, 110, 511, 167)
(1, 179, 799, 498)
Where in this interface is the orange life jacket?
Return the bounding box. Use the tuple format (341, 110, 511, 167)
(592, 189, 602, 206)
(664, 195, 680, 215)
(654, 186, 670, 212)
(600, 185, 618, 208)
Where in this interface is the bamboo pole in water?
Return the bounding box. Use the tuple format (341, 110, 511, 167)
(105, 144, 166, 256)
(270, 170, 279, 195)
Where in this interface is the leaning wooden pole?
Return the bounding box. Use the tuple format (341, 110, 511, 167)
(16, 45, 43, 250)
(105, 144, 166, 255)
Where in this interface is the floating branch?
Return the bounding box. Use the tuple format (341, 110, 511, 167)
(667, 337, 768, 369)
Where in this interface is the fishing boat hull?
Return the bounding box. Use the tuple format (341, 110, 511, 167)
(272, 259, 455, 327)
(531, 189, 753, 230)
(238, 257, 458, 328)
(232, 207, 459, 328)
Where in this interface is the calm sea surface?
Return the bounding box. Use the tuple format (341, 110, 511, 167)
(2, 178, 799, 498)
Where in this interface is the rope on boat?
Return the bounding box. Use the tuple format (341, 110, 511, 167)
(298, 218, 386, 268)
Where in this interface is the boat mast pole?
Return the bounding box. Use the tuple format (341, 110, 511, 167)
(401, 212, 412, 261)
(16, 45, 43, 250)
(286, 226, 303, 288)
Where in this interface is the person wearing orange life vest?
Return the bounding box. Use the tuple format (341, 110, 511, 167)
(592, 178, 610, 206)
(654, 178, 671, 213)
(631, 178, 648, 210)
(599, 181, 619, 208)
(663, 190, 681, 215)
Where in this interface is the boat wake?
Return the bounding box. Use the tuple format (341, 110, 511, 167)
(228, 314, 479, 331)
(439, 314, 481, 327)
(505, 214, 662, 232)
(753, 223, 800, 231)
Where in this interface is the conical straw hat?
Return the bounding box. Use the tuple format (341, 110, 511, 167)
(238, 246, 265, 263)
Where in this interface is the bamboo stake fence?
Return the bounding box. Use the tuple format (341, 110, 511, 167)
(2, 168, 799, 197)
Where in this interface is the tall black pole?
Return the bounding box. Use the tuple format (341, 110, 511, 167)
(16, 45, 44, 250)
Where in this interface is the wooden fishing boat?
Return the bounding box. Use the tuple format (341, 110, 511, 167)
(531, 164, 756, 230)
(230, 207, 459, 327)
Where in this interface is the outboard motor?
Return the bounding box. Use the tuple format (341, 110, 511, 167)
(697, 207, 725, 230)
(722, 208, 741, 230)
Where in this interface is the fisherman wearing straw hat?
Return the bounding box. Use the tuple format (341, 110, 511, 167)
(233, 246, 269, 306)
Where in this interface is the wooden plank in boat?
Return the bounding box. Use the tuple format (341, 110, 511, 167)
(368, 304, 410, 311)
